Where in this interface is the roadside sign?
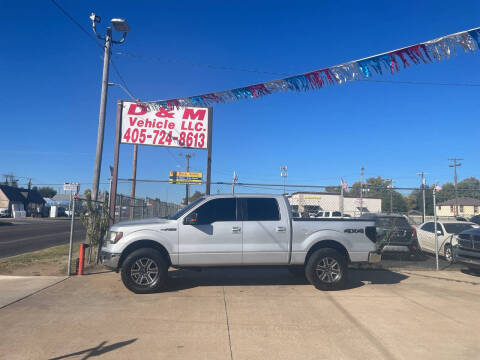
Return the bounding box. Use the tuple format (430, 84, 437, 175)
(169, 171, 203, 184)
(121, 102, 210, 149)
(64, 182, 80, 193)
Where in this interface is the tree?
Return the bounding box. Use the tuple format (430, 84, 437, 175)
(182, 190, 204, 205)
(346, 176, 408, 213)
(32, 186, 57, 198)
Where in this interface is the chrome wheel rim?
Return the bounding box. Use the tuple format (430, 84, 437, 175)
(131, 257, 159, 286)
(445, 247, 453, 262)
(315, 257, 341, 283)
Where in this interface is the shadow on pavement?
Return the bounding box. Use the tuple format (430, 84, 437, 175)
(48, 339, 137, 360)
(166, 267, 408, 292)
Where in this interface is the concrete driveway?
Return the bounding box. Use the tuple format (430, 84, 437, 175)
(0, 268, 479, 360)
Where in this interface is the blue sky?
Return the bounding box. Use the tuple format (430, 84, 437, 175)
(1, 0, 479, 201)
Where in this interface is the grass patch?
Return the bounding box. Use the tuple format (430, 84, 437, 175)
(0, 242, 81, 275)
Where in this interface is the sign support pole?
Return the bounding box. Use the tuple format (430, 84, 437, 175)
(205, 107, 213, 195)
(109, 100, 123, 225)
(67, 194, 76, 276)
(433, 187, 439, 271)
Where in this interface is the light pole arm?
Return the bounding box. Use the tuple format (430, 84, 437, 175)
(113, 32, 128, 44)
(91, 21, 106, 41)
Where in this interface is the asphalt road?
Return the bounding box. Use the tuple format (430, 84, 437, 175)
(0, 218, 86, 259)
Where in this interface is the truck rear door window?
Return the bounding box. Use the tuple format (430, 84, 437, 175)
(244, 198, 280, 221)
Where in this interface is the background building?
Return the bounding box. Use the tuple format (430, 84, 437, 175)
(287, 192, 382, 216)
(437, 197, 480, 217)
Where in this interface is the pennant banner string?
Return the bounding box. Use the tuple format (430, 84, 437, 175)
(143, 26, 480, 109)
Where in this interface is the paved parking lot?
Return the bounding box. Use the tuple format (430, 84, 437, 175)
(0, 267, 479, 360)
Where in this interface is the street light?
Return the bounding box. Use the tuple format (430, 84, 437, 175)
(90, 12, 130, 202)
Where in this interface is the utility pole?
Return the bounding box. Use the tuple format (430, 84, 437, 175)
(360, 167, 364, 215)
(417, 171, 426, 222)
(232, 171, 238, 195)
(181, 153, 193, 205)
(280, 166, 288, 195)
(449, 158, 463, 216)
(90, 14, 130, 202)
(386, 178, 394, 213)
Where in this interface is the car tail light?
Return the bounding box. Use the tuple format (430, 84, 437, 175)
(411, 228, 417, 238)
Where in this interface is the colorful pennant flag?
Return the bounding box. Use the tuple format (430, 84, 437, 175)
(144, 26, 480, 109)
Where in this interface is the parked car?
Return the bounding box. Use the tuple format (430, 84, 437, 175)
(359, 213, 419, 257)
(469, 214, 480, 226)
(101, 194, 381, 293)
(416, 221, 478, 262)
(0, 208, 10, 218)
(455, 227, 480, 272)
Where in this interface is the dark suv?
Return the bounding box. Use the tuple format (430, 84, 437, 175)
(359, 214, 420, 257)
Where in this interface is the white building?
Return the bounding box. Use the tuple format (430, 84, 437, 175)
(287, 192, 382, 217)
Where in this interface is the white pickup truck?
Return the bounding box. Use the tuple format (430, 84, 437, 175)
(100, 194, 381, 293)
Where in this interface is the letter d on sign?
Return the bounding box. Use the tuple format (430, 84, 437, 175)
(128, 103, 148, 115)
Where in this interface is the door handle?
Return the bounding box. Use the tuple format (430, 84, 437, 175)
(232, 226, 241, 233)
(276, 226, 286, 232)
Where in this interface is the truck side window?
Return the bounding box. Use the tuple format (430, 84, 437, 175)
(245, 198, 280, 221)
(195, 198, 236, 225)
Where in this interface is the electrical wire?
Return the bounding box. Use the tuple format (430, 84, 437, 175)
(49, 0, 104, 50)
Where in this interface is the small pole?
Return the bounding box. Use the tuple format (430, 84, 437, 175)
(360, 167, 364, 215)
(433, 185, 439, 271)
(340, 185, 344, 216)
(205, 107, 213, 195)
(130, 144, 138, 219)
(67, 194, 76, 276)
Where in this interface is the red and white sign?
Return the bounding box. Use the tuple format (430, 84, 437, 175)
(121, 102, 210, 149)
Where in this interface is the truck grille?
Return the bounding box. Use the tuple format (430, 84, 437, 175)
(458, 234, 480, 250)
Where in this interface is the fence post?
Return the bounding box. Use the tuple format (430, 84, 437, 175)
(433, 187, 439, 271)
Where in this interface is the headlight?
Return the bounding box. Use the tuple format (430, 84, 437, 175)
(109, 231, 123, 244)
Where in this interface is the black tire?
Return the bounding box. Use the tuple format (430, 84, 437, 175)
(121, 248, 168, 294)
(288, 266, 305, 278)
(444, 244, 453, 263)
(305, 248, 348, 291)
(467, 266, 480, 275)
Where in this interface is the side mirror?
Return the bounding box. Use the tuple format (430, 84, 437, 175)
(436, 230, 442, 236)
(184, 212, 198, 225)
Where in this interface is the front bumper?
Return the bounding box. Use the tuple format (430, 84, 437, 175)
(368, 251, 382, 263)
(455, 247, 480, 268)
(100, 250, 121, 270)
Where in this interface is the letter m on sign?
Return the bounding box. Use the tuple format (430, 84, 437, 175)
(182, 108, 206, 121)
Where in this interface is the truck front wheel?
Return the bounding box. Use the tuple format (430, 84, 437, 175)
(305, 248, 348, 290)
(121, 248, 168, 294)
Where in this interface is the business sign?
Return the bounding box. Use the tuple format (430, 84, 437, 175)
(64, 182, 80, 193)
(169, 171, 203, 184)
(304, 195, 322, 199)
(121, 102, 209, 149)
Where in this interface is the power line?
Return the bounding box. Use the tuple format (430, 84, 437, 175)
(114, 51, 292, 76)
(50, 0, 136, 101)
(115, 51, 480, 88)
(110, 58, 136, 99)
(359, 79, 480, 87)
(49, 0, 104, 50)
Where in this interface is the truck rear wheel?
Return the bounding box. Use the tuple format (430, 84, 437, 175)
(121, 248, 168, 294)
(305, 248, 348, 290)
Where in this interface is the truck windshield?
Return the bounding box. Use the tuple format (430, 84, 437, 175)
(168, 197, 205, 220)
